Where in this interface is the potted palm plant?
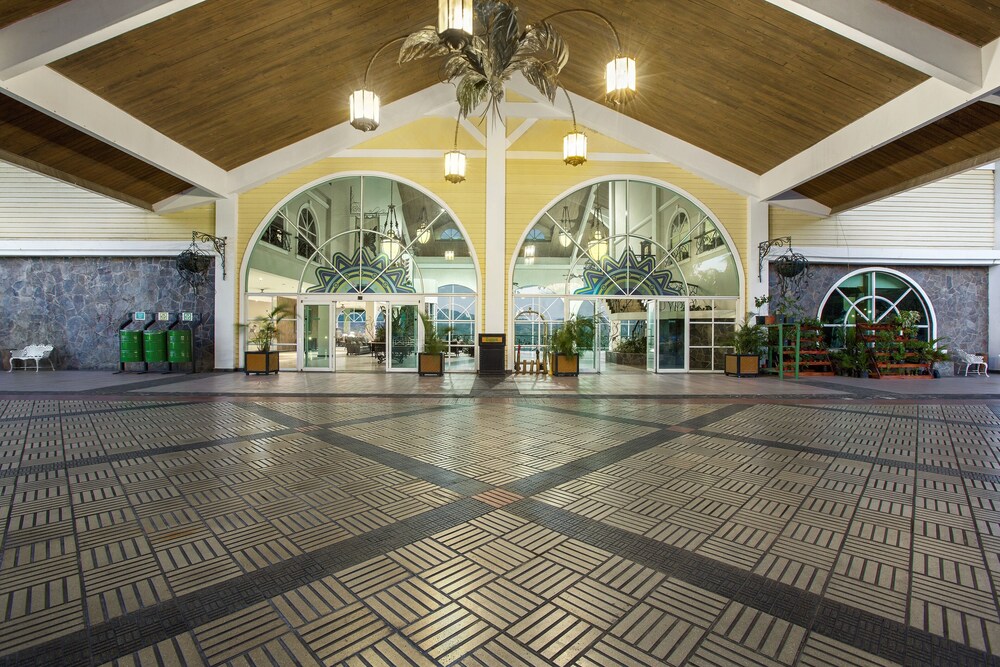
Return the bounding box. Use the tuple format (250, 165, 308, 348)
(723, 320, 766, 377)
(245, 305, 291, 375)
(418, 313, 450, 376)
(549, 317, 585, 376)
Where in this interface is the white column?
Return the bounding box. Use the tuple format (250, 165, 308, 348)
(484, 104, 506, 337)
(214, 195, 238, 370)
(989, 169, 1000, 370)
(747, 197, 770, 319)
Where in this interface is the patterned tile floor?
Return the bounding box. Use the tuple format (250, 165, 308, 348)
(1, 373, 1000, 665)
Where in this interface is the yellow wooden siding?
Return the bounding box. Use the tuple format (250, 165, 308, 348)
(0, 161, 214, 239)
(771, 170, 995, 247)
(509, 120, 645, 153)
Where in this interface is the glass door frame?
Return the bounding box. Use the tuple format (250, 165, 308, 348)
(297, 296, 336, 372)
(652, 297, 689, 373)
(296, 294, 423, 372)
(386, 300, 424, 373)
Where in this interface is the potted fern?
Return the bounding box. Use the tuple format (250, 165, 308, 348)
(723, 320, 766, 377)
(418, 313, 450, 376)
(244, 305, 291, 375)
(549, 317, 585, 376)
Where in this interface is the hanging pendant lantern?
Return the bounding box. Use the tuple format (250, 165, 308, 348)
(380, 202, 402, 259)
(563, 131, 587, 166)
(558, 205, 573, 247)
(605, 56, 636, 105)
(416, 207, 431, 243)
(349, 89, 380, 131)
(438, 0, 473, 49)
(444, 150, 466, 183)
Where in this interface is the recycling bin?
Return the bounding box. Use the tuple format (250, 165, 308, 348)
(143, 331, 167, 363)
(167, 329, 193, 363)
(119, 330, 143, 363)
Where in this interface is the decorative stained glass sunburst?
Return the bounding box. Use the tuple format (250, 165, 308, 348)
(575, 248, 682, 296)
(308, 247, 415, 294)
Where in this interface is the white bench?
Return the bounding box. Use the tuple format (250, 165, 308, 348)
(8, 345, 55, 372)
(953, 349, 988, 377)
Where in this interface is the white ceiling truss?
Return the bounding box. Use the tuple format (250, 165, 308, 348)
(2, 0, 1000, 216)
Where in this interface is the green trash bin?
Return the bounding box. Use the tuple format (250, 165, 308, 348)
(143, 331, 167, 363)
(119, 330, 143, 363)
(167, 329, 193, 363)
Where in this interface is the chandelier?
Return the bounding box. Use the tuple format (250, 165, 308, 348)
(587, 204, 608, 261)
(350, 0, 636, 180)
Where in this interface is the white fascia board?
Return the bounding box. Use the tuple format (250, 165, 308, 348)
(793, 246, 1000, 266)
(229, 84, 457, 193)
(759, 38, 1000, 202)
(507, 76, 760, 198)
(763, 0, 982, 92)
(0, 239, 197, 256)
(2, 67, 229, 197)
(0, 0, 206, 80)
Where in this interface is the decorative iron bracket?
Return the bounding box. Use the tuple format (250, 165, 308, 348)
(757, 236, 792, 282)
(192, 231, 227, 280)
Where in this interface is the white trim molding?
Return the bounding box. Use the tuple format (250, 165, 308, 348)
(791, 246, 1000, 266)
(0, 239, 201, 256)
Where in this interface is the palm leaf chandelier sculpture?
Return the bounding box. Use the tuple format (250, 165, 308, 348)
(399, 2, 569, 119)
(349, 0, 636, 178)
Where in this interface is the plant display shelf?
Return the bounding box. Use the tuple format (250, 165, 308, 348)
(856, 322, 932, 379)
(765, 323, 834, 379)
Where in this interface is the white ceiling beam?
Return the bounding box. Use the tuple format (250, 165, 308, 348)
(0, 0, 205, 81)
(767, 191, 832, 217)
(763, 0, 982, 92)
(2, 66, 229, 196)
(759, 38, 1000, 202)
(152, 188, 219, 213)
(426, 102, 570, 120)
(508, 76, 760, 198)
(229, 84, 457, 193)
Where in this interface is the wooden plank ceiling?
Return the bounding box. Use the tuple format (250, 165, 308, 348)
(1, 0, 993, 212)
(0, 96, 193, 209)
(796, 102, 1000, 212)
(51, 0, 925, 175)
(878, 0, 1000, 46)
(0, 0, 69, 29)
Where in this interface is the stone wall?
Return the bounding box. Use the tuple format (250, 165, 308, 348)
(770, 263, 988, 352)
(0, 257, 215, 370)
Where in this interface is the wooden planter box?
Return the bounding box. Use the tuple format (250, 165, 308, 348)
(245, 351, 279, 375)
(550, 353, 579, 377)
(724, 353, 759, 377)
(418, 352, 444, 376)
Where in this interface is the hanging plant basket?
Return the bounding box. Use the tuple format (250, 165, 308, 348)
(177, 250, 212, 275)
(773, 254, 807, 278)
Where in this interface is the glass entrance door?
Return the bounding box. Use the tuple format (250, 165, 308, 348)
(387, 302, 421, 371)
(657, 300, 687, 371)
(301, 303, 334, 370)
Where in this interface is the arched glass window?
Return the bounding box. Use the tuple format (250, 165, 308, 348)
(819, 269, 934, 346)
(296, 207, 318, 259)
(262, 213, 289, 250)
(246, 175, 477, 295)
(513, 179, 739, 298)
(669, 211, 690, 261)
